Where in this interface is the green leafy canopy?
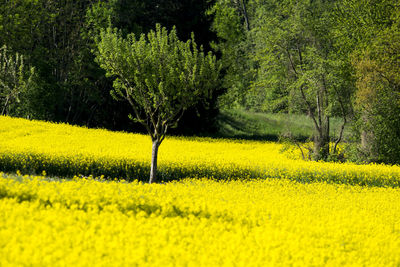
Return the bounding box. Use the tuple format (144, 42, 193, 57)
(95, 24, 221, 141)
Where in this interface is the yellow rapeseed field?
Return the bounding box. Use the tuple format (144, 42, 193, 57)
(1, 115, 400, 186)
(1, 173, 400, 266)
(2, 115, 400, 265)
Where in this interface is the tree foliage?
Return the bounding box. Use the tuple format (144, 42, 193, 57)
(210, 0, 354, 160)
(95, 24, 220, 182)
(208, 0, 256, 109)
(335, 0, 400, 164)
(0, 0, 219, 133)
(1, 0, 399, 164)
(0, 46, 35, 115)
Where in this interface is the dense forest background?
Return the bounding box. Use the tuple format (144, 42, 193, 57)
(0, 0, 399, 164)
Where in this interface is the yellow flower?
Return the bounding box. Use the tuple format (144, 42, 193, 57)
(0, 174, 400, 266)
(0, 115, 399, 187)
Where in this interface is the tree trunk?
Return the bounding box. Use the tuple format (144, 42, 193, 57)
(241, 0, 250, 31)
(313, 117, 330, 161)
(2, 96, 10, 115)
(359, 111, 377, 162)
(313, 134, 329, 161)
(313, 81, 330, 161)
(149, 139, 160, 184)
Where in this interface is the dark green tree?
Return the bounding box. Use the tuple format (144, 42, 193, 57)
(0, 0, 103, 122)
(208, 0, 256, 109)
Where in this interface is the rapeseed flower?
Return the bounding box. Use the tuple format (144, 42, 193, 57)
(0, 173, 400, 266)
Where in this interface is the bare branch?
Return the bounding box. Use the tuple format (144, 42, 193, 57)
(300, 85, 321, 133)
(286, 45, 320, 133)
(125, 91, 153, 139)
(286, 47, 298, 77)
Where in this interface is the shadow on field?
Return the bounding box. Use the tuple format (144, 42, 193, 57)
(212, 112, 309, 142)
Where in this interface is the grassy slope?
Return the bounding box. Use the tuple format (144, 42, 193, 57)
(216, 109, 348, 141)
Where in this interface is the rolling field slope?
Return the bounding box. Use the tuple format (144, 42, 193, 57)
(0, 115, 400, 186)
(1, 116, 400, 265)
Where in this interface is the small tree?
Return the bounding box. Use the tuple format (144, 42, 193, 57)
(0, 46, 35, 115)
(95, 24, 220, 183)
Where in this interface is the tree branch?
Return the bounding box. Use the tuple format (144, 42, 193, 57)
(332, 85, 347, 154)
(125, 90, 153, 139)
(286, 45, 320, 133)
(286, 46, 298, 77)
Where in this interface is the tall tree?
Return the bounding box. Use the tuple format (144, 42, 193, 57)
(336, 0, 400, 163)
(249, 0, 354, 160)
(0, 0, 103, 122)
(0, 46, 35, 115)
(208, 0, 256, 109)
(95, 25, 220, 183)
